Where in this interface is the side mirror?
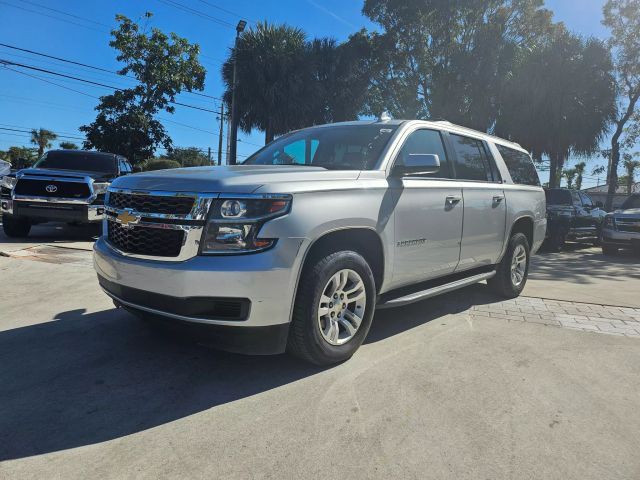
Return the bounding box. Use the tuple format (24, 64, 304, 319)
(132, 165, 143, 173)
(393, 153, 440, 176)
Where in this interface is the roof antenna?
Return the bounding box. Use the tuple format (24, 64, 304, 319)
(379, 111, 392, 122)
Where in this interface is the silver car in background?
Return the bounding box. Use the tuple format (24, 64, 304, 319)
(94, 119, 546, 365)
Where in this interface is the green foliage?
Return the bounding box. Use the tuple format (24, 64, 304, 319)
(143, 158, 181, 171)
(622, 155, 640, 194)
(166, 147, 209, 167)
(360, 0, 554, 129)
(30, 128, 57, 158)
(81, 13, 206, 164)
(222, 22, 373, 143)
(603, 0, 640, 208)
(0, 146, 38, 168)
(58, 141, 78, 150)
(574, 161, 587, 191)
(496, 29, 616, 187)
(562, 168, 577, 189)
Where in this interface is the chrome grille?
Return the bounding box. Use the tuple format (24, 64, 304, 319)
(615, 218, 640, 233)
(107, 191, 195, 215)
(108, 222, 184, 257)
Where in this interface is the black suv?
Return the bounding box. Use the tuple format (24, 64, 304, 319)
(544, 188, 605, 251)
(0, 150, 132, 237)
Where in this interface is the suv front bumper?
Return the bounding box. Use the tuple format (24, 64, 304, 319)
(601, 226, 640, 249)
(93, 236, 307, 354)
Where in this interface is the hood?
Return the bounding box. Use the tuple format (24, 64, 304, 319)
(613, 208, 640, 218)
(109, 165, 361, 193)
(18, 167, 115, 182)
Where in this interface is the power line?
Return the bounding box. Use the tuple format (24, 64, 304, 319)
(0, 1, 109, 33)
(194, 0, 257, 24)
(0, 43, 223, 100)
(20, 0, 111, 28)
(156, 0, 235, 28)
(3, 65, 101, 99)
(0, 126, 85, 141)
(1, 59, 219, 113)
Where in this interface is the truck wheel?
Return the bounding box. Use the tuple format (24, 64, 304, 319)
(487, 233, 530, 299)
(287, 251, 376, 366)
(602, 245, 618, 255)
(2, 215, 31, 238)
(546, 230, 565, 252)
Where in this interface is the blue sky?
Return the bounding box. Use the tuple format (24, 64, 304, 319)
(0, 0, 611, 186)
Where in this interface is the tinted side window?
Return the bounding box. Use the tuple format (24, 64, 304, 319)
(571, 190, 581, 206)
(396, 129, 451, 178)
(449, 134, 493, 181)
(580, 192, 593, 208)
(496, 145, 540, 186)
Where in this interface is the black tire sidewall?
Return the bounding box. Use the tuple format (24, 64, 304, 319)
(2, 215, 30, 237)
(297, 251, 376, 364)
(495, 233, 530, 297)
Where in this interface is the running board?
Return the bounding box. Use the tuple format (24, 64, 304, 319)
(377, 271, 496, 309)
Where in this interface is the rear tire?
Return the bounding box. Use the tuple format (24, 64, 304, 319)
(287, 250, 376, 366)
(546, 230, 565, 252)
(488, 233, 530, 298)
(2, 215, 31, 238)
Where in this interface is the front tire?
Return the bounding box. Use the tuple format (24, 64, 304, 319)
(287, 251, 376, 366)
(488, 233, 530, 298)
(2, 215, 31, 238)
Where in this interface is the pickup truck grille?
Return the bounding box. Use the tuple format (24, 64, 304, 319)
(616, 218, 640, 233)
(107, 191, 195, 215)
(108, 222, 185, 257)
(14, 178, 91, 199)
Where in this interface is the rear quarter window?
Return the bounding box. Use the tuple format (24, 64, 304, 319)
(496, 145, 540, 186)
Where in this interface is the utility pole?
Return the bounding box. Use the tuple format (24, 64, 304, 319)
(229, 19, 247, 165)
(207, 146, 211, 165)
(218, 102, 224, 166)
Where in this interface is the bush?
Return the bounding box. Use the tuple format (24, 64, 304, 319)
(143, 158, 181, 171)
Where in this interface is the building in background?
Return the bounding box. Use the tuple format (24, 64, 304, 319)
(583, 182, 640, 210)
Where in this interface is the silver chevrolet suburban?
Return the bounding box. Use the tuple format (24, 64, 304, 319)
(94, 119, 546, 365)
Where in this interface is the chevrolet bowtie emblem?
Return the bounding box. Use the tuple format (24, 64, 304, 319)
(116, 211, 139, 227)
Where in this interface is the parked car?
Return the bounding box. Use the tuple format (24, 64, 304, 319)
(94, 118, 546, 365)
(601, 193, 640, 255)
(0, 150, 132, 237)
(543, 188, 605, 251)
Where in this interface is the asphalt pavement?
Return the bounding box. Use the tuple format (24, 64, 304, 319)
(1, 224, 639, 479)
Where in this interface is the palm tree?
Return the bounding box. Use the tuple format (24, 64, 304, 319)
(623, 156, 640, 194)
(563, 168, 577, 189)
(574, 161, 587, 190)
(30, 128, 58, 157)
(58, 141, 78, 150)
(496, 29, 616, 187)
(222, 22, 309, 145)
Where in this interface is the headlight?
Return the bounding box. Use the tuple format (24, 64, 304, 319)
(604, 216, 616, 230)
(201, 195, 291, 254)
(0, 176, 17, 190)
(92, 182, 110, 195)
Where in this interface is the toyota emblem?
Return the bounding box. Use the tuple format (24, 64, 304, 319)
(45, 184, 58, 193)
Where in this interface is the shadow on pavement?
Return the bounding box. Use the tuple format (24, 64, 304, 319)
(0, 283, 502, 460)
(531, 245, 640, 285)
(0, 221, 100, 244)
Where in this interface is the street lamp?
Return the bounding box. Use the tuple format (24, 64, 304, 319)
(229, 19, 246, 165)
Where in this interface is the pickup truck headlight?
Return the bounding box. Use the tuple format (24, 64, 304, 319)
(201, 195, 292, 254)
(92, 182, 110, 195)
(0, 176, 17, 190)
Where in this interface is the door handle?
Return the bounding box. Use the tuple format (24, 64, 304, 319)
(445, 195, 462, 206)
(492, 195, 504, 203)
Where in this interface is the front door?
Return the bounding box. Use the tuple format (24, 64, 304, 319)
(390, 128, 463, 288)
(447, 133, 507, 270)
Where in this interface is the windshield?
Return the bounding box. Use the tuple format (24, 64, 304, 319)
(243, 124, 399, 170)
(545, 188, 572, 205)
(34, 151, 117, 174)
(621, 195, 640, 209)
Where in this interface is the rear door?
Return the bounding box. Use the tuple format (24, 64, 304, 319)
(390, 128, 463, 287)
(447, 133, 507, 270)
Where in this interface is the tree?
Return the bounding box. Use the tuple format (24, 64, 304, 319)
(58, 141, 78, 150)
(574, 161, 587, 190)
(81, 13, 205, 164)
(30, 128, 57, 157)
(563, 168, 577, 189)
(622, 155, 640, 194)
(222, 22, 309, 145)
(144, 158, 181, 171)
(0, 146, 37, 168)
(360, 0, 554, 129)
(496, 29, 616, 187)
(166, 147, 209, 167)
(603, 0, 640, 210)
